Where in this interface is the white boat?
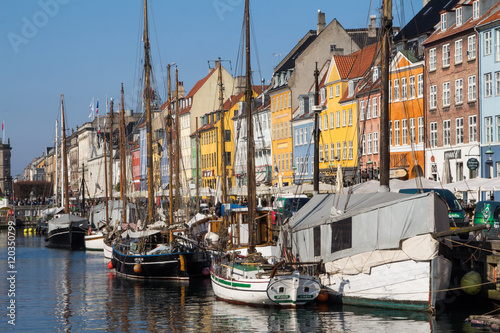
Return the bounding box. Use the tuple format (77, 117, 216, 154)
(84, 231, 104, 251)
(288, 191, 452, 312)
(103, 240, 113, 259)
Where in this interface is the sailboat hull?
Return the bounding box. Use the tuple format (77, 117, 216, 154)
(46, 226, 87, 250)
(103, 240, 113, 259)
(85, 232, 104, 251)
(112, 246, 211, 280)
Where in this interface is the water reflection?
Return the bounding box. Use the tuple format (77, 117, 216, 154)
(2, 231, 494, 332)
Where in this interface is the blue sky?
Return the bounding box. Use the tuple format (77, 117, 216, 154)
(0, 0, 423, 176)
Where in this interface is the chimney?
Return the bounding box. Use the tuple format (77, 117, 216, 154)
(317, 10, 325, 35)
(368, 15, 377, 38)
(234, 76, 245, 94)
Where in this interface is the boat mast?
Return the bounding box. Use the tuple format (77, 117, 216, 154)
(313, 62, 320, 193)
(55, 119, 58, 207)
(175, 68, 181, 213)
(195, 117, 200, 214)
(109, 90, 115, 203)
(218, 58, 227, 204)
(244, 0, 256, 253)
(144, 0, 154, 222)
(379, 0, 392, 190)
(120, 85, 127, 223)
(167, 65, 173, 225)
(61, 94, 69, 213)
(104, 100, 112, 224)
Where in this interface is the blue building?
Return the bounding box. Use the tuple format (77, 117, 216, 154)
(291, 93, 315, 184)
(477, 7, 500, 187)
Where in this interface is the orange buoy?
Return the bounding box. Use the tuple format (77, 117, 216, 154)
(317, 289, 329, 302)
(134, 263, 142, 274)
(107, 261, 114, 269)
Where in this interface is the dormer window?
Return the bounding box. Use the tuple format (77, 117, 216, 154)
(473, 1, 479, 20)
(441, 13, 447, 31)
(348, 80, 354, 97)
(372, 66, 380, 82)
(456, 7, 462, 27)
(320, 87, 326, 104)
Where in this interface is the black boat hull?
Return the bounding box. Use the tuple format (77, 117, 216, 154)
(45, 227, 87, 250)
(111, 246, 210, 280)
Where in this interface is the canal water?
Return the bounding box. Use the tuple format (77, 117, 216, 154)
(0, 230, 494, 332)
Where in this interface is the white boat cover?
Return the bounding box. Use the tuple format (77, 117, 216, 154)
(121, 229, 161, 239)
(47, 214, 89, 233)
(288, 192, 450, 264)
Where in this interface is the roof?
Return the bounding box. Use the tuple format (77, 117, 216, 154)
(423, 2, 500, 46)
(274, 30, 318, 74)
(478, 5, 500, 27)
(394, 0, 460, 42)
(185, 67, 218, 99)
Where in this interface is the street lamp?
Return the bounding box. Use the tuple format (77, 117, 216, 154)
(486, 145, 494, 178)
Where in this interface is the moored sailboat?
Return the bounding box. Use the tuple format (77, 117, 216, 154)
(110, 0, 210, 279)
(46, 94, 90, 250)
(210, 0, 321, 307)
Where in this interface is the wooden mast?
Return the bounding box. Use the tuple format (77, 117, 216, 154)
(218, 58, 227, 204)
(61, 94, 69, 213)
(175, 68, 181, 213)
(120, 88, 127, 223)
(109, 90, 115, 203)
(195, 117, 200, 214)
(244, 0, 256, 253)
(104, 99, 112, 224)
(380, 0, 392, 190)
(144, 0, 154, 222)
(167, 65, 173, 225)
(313, 62, 320, 193)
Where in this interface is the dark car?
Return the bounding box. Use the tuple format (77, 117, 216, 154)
(399, 188, 469, 239)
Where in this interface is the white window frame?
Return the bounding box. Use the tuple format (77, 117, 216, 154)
(468, 35, 476, 60)
(443, 120, 451, 146)
(443, 81, 450, 107)
(485, 73, 493, 97)
(443, 44, 450, 68)
(473, 0, 479, 20)
(402, 119, 408, 145)
(468, 75, 477, 101)
(360, 100, 365, 121)
(343, 142, 347, 160)
(417, 74, 423, 98)
(395, 120, 400, 146)
(485, 30, 492, 56)
(429, 48, 436, 71)
(469, 115, 477, 142)
(456, 7, 463, 27)
(430, 122, 438, 148)
(486, 116, 493, 143)
(348, 109, 353, 126)
(441, 13, 447, 31)
(455, 39, 463, 64)
(335, 84, 340, 97)
(372, 97, 378, 118)
(430, 84, 437, 109)
(373, 132, 378, 154)
(418, 117, 424, 144)
(410, 118, 416, 144)
(330, 113, 334, 129)
(367, 133, 372, 155)
(362, 135, 366, 155)
(342, 110, 346, 127)
(402, 77, 408, 100)
(348, 141, 353, 160)
(496, 71, 500, 96)
(409, 76, 415, 99)
(336, 111, 340, 128)
(456, 117, 464, 144)
(394, 79, 400, 101)
(455, 78, 463, 104)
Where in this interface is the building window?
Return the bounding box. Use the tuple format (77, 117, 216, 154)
(443, 82, 450, 107)
(455, 39, 462, 64)
(348, 80, 354, 97)
(329, 86, 333, 99)
(443, 44, 450, 67)
(485, 30, 492, 55)
(336, 111, 340, 128)
(456, 7, 463, 27)
(299, 128, 303, 145)
(469, 115, 477, 142)
(402, 77, 407, 100)
(473, 0, 479, 20)
(330, 113, 334, 129)
(468, 75, 477, 101)
(367, 133, 372, 155)
(389, 80, 392, 101)
(395, 120, 400, 146)
(409, 76, 415, 99)
(394, 79, 400, 100)
(331, 143, 335, 160)
(349, 141, 353, 160)
(288, 93, 291, 108)
(486, 117, 493, 143)
(429, 48, 436, 70)
(430, 122, 438, 147)
(455, 78, 463, 104)
(389, 120, 393, 146)
(337, 142, 341, 160)
(402, 119, 408, 145)
(441, 12, 447, 31)
(303, 127, 307, 144)
(360, 100, 365, 121)
(373, 132, 378, 154)
(336, 84, 340, 97)
(372, 98, 377, 118)
(496, 29, 500, 62)
(285, 153, 289, 170)
(343, 142, 347, 160)
(324, 145, 329, 161)
(348, 109, 353, 125)
(443, 120, 451, 146)
(410, 118, 416, 144)
(468, 35, 476, 60)
(496, 116, 500, 142)
(342, 110, 346, 126)
(361, 135, 366, 155)
(485, 73, 493, 97)
(456, 117, 464, 144)
(496, 71, 500, 96)
(373, 66, 379, 82)
(295, 129, 298, 145)
(324, 114, 328, 130)
(430, 84, 439, 109)
(418, 117, 424, 144)
(366, 100, 371, 119)
(417, 74, 423, 98)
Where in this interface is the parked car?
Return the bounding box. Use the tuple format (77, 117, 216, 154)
(399, 188, 469, 239)
(473, 201, 500, 241)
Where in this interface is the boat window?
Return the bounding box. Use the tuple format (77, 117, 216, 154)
(314, 226, 321, 257)
(304, 287, 310, 292)
(331, 217, 352, 253)
(279, 287, 285, 293)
